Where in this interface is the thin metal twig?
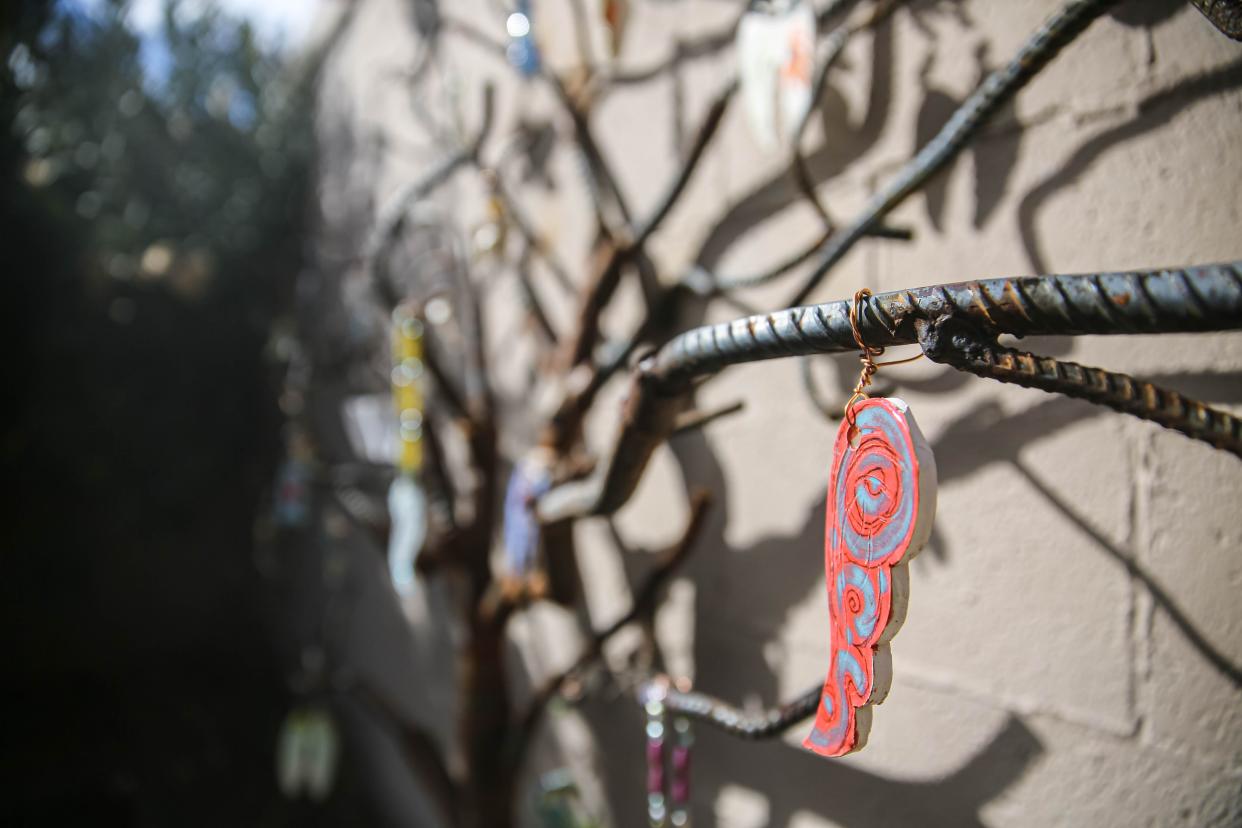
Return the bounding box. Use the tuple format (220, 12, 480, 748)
(916, 315, 1242, 457)
(505, 491, 713, 774)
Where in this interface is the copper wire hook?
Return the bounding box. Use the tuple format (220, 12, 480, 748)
(844, 288, 923, 432)
(844, 289, 882, 430)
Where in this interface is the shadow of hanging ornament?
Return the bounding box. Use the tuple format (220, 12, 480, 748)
(805, 291, 937, 758)
(736, 0, 816, 151)
(507, 0, 542, 77)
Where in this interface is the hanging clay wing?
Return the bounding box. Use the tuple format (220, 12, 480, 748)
(388, 475, 428, 595)
(777, 0, 815, 143)
(503, 451, 554, 576)
(276, 707, 306, 799)
(301, 706, 340, 803)
(737, 0, 816, 151)
(276, 704, 341, 801)
(805, 398, 936, 757)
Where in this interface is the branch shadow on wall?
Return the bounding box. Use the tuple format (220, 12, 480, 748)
(930, 378, 1242, 690)
(586, 361, 1242, 825)
(577, 425, 1042, 827)
(915, 42, 1020, 233)
(585, 689, 1041, 828)
(690, 9, 897, 275)
(1016, 57, 1242, 274)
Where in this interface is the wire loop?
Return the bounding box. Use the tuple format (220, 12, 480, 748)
(845, 289, 883, 430)
(844, 288, 923, 432)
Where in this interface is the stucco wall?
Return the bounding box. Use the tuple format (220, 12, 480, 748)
(313, 1, 1242, 824)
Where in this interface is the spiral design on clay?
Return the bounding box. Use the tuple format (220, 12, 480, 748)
(806, 397, 931, 758)
(832, 404, 918, 568)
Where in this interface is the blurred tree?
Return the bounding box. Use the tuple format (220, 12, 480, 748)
(1, 1, 325, 823)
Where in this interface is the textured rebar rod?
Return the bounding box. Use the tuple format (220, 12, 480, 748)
(536, 262, 1242, 522)
(713, 0, 1118, 298)
(1191, 0, 1242, 39)
(660, 263, 1242, 387)
(917, 316, 1242, 457)
(639, 682, 822, 740)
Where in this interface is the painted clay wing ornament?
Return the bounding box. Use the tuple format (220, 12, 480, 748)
(388, 475, 427, 595)
(736, 0, 816, 151)
(805, 397, 937, 757)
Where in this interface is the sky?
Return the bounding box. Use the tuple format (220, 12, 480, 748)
(70, 0, 324, 51)
(124, 0, 324, 49)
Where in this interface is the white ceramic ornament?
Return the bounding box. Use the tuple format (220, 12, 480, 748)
(276, 705, 340, 802)
(736, 0, 816, 151)
(387, 475, 428, 596)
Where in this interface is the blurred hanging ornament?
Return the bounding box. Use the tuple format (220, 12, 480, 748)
(274, 427, 314, 528)
(641, 679, 668, 827)
(274, 457, 311, 528)
(668, 689, 693, 827)
(472, 192, 508, 259)
(387, 304, 428, 596)
(388, 475, 427, 594)
(602, 0, 630, 57)
(276, 703, 340, 802)
(736, 0, 816, 151)
(340, 392, 398, 465)
(502, 447, 554, 598)
(507, 0, 542, 77)
(534, 768, 597, 828)
(639, 677, 693, 827)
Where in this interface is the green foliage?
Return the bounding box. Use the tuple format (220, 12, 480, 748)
(1, 0, 322, 524)
(4, 0, 314, 306)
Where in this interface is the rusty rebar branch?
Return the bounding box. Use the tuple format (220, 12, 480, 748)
(536, 262, 1242, 522)
(1191, 0, 1242, 39)
(916, 316, 1242, 458)
(641, 681, 822, 740)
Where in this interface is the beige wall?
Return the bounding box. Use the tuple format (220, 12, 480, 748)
(315, 1, 1242, 824)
